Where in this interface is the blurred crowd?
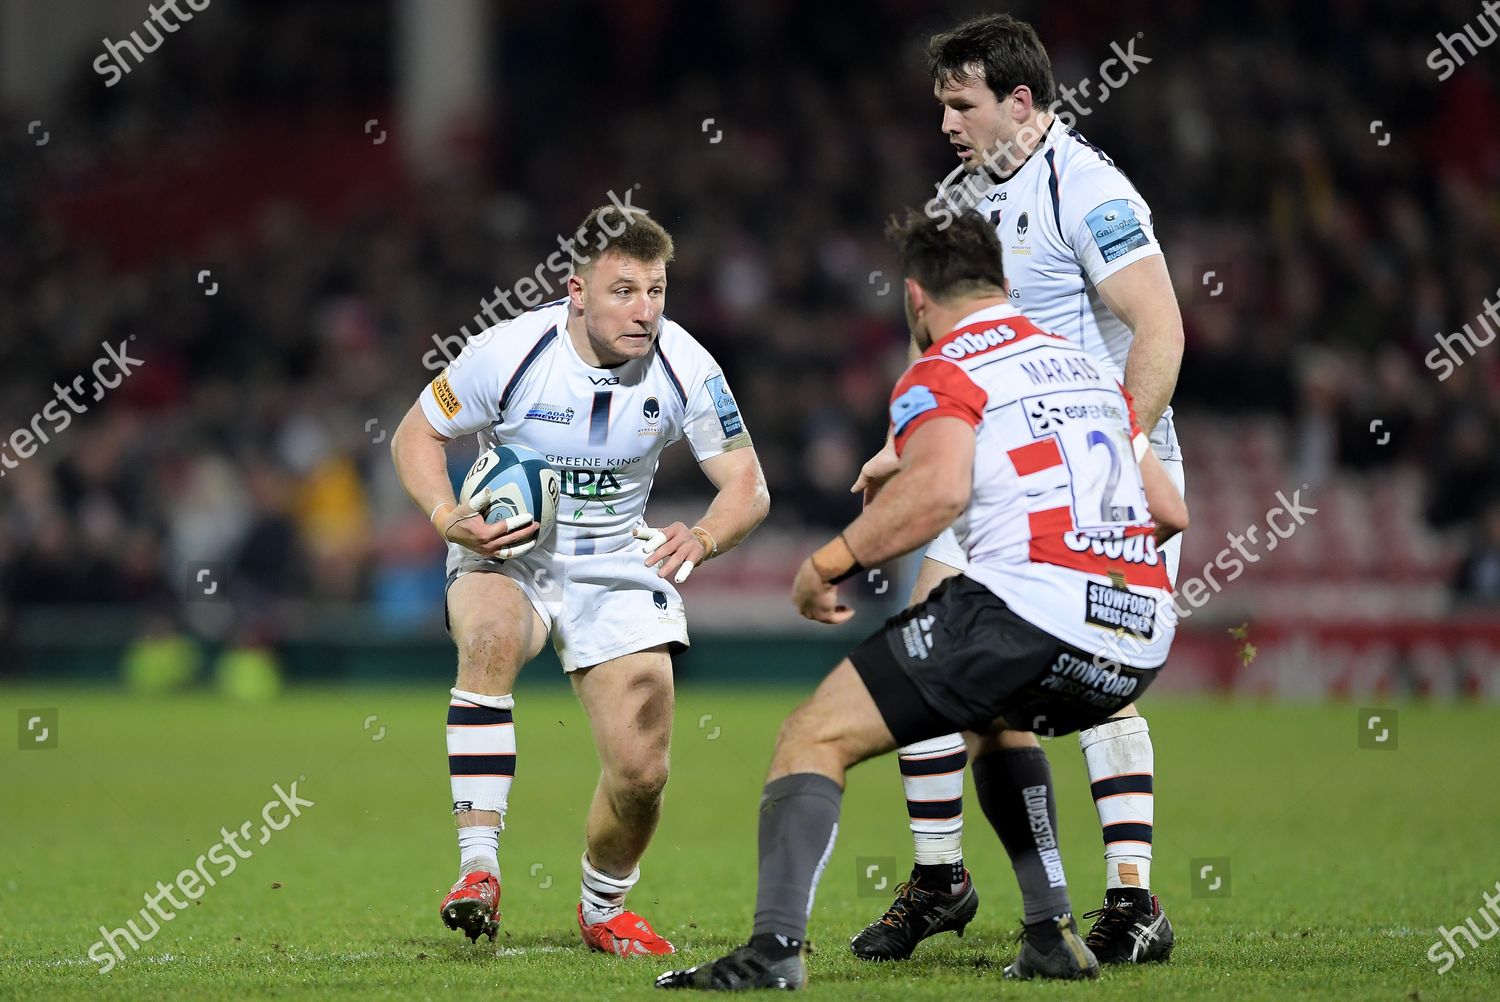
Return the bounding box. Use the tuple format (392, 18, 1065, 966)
(1, 0, 1498, 636)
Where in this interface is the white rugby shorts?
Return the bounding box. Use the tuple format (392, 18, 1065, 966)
(445, 535, 688, 672)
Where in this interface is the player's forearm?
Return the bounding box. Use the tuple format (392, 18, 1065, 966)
(1122, 315, 1184, 434)
(695, 462, 770, 558)
(835, 469, 965, 572)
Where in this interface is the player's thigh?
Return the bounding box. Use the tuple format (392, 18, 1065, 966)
(777, 660, 898, 764)
(965, 726, 1041, 758)
(911, 555, 963, 605)
(447, 571, 548, 691)
(571, 645, 675, 783)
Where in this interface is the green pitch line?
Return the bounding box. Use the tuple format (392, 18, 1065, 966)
(2, 686, 1498, 999)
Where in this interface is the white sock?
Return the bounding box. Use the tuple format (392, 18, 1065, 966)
(580, 853, 639, 925)
(1079, 716, 1154, 891)
(458, 826, 499, 877)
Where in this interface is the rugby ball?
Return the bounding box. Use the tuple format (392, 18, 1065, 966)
(458, 444, 560, 545)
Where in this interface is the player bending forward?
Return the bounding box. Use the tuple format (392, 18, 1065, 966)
(392, 205, 769, 955)
(656, 209, 1186, 990)
(850, 13, 1187, 965)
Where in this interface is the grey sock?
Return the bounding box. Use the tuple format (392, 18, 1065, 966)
(971, 747, 1072, 924)
(752, 772, 843, 940)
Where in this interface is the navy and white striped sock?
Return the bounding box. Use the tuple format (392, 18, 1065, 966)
(1079, 716, 1154, 891)
(448, 688, 516, 876)
(898, 734, 967, 890)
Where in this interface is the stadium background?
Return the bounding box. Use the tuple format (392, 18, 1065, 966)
(3, 1, 1500, 999)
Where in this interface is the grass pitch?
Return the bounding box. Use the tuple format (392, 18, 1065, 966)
(3, 684, 1499, 1000)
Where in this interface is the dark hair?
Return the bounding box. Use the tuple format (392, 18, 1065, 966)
(575, 204, 676, 270)
(886, 208, 1005, 302)
(927, 13, 1056, 108)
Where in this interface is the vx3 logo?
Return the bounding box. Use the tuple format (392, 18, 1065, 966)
(589, 376, 620, 386)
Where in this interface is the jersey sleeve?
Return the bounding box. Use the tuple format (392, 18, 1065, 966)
(889, 358, 987, 457)
(417, 328, 510, 439)
(1118, 383, 1150, 461)
(681, 355, 753, 462)
(1061, 167, 1162, 288)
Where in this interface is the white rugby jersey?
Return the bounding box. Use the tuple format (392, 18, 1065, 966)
(420, 300, 752, 555)
(890, 304, 1175, 667)
(933, 118, 1180, 461)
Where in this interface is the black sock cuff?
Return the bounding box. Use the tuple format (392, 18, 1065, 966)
(762, 772, 842, 807)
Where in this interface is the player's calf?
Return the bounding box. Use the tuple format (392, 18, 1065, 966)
(850, 732, 975, 961)
(440, 573, 541, 941)
(600, 756, 670, 828)
(1078, 712, 1174, 963)
(573, 651, 676, 943)
(969, 741, 1098, 979)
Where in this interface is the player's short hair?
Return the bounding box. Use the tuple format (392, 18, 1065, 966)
(575, 204, 675, 272)
(927, 13, 1057, 108)
(887, 208, 1005, 302)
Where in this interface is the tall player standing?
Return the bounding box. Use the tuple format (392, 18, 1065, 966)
(391, 206, 769, 955)
(850, 14, 1186, 965)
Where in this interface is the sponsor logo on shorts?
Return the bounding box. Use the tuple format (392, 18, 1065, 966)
(525, 402, 576, 425)
(653, 591, 668, 612)
(431, 373, 462, 419)
(900, 614, 937, 661)
(1042, 650, 1140, 703)
(1084, 581, 1157, 637)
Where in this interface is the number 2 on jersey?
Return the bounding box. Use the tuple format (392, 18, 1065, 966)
(1022, 389, 1142, 532)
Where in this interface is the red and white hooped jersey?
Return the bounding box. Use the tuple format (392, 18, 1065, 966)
(890, 303, 1175, 668)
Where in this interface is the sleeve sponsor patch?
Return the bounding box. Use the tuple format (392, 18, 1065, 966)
(705, 374, 744, 438)
(1085, 199, 1150, 264)
(431, 373, 462, 419)
(890, 384, 939, 436)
